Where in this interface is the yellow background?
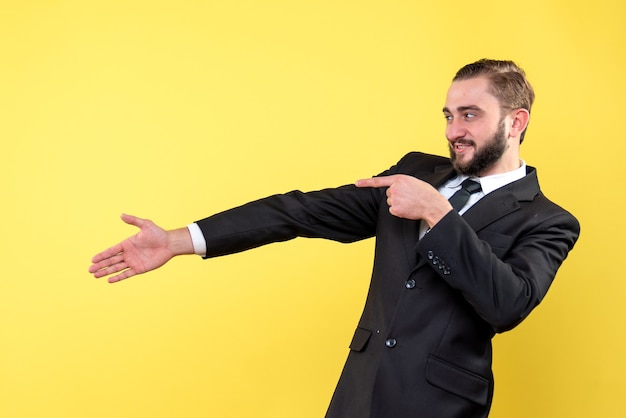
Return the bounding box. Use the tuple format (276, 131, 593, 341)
(1, 0, 624, 417)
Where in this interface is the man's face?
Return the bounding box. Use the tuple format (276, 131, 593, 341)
(443, 76, 513, 176)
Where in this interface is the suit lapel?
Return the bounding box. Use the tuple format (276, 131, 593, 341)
(462, 166, 539, 231)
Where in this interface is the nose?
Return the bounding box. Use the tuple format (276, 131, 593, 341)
(446, 119, 467, 141)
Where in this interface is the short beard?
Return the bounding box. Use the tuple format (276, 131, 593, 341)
(449, 119, 508, 177)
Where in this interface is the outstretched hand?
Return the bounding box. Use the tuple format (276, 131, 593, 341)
(88, 214, 188, 283)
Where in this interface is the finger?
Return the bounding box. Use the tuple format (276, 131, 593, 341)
(355, 176, 396, 189)
(90, 243, 124, 265)
(92, 260, 129, 278)
(108, 268, 135, 283)
(88, 253, 126, 274)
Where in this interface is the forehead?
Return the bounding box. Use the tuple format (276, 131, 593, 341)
(444, 76, 500, 111)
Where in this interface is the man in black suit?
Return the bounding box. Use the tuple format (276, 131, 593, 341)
(89, 59, 580, 418)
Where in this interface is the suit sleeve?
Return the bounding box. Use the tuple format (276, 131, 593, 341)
(417, 206, 580, 333)
(195, 184, 384, 258)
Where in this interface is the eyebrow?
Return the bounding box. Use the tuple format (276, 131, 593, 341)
(442, 105, 483, 113)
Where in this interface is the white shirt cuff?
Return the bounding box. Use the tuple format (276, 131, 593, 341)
(187, 223, 207, 256)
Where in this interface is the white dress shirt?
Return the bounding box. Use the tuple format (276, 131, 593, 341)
(418, 161, 527, 238)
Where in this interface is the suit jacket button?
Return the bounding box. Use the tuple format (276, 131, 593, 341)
(385, 338, 397, 348)
(427, 251, 434, 260)
(405, 279, 416, 289)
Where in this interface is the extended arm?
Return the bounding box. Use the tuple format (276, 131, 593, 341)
(89, 184, 383, 281)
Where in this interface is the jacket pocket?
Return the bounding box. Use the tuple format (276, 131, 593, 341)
(349, 327, 372, 352)
(425, 354, 490, 406)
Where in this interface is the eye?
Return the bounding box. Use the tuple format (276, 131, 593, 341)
(444, 114, 453, 122)
(464, 112, 476, 120)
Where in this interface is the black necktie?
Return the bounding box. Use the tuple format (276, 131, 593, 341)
(448, 179, 482, 213)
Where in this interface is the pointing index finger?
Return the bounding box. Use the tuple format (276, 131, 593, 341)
(355, 175, 395, 189)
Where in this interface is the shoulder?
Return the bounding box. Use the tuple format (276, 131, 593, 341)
(393, 152, 451, 172)
(533, 191, 580, 231)
(397, 151, 449, 165)
(518, 167, 580, 234)
(524, 167, 577, 215)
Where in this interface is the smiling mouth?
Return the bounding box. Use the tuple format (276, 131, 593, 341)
(451, 140, 474, 153)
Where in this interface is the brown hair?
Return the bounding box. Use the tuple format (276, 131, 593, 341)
(453, 59, 535, 142)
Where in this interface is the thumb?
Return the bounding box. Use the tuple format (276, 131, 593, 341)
(120, 213, 147, 229)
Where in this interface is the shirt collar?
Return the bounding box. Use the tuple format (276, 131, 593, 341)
(445, 160, 527, 195)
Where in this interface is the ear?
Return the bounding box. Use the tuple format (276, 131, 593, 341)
(508, 108, 530, 139)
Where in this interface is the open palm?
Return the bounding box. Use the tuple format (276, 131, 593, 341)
(89, 214, 174, 283)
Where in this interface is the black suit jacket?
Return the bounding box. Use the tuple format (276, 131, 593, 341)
(195, 152, 580, 418)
